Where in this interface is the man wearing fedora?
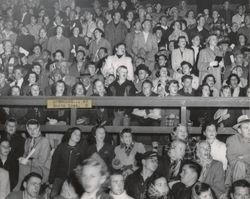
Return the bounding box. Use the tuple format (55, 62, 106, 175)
(225, 115, 250, 186)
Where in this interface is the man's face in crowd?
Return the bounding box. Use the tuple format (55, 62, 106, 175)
(116, 44, 125, 56)
(183, 78, 192, 89)
(180, 165, 198, 186)
(27, 124, 41, 138)
(121, 132, 132, 146)
(113, 12, 121, 23)
(142, 82, 152, 97)
(138, 70, 148, 81)
(110, 174, 125, 195)
(24, 177, 42, 198)
(0, 141, 11, 157)
(118, 67, 128, 81)
(142, 20, 151, 32)
(239, 122, 250, 140)
(169, 83, 178, 95)
(143, 156, 158, 173)
(231, 187, 250, 199)
(198, 16, 205, 27)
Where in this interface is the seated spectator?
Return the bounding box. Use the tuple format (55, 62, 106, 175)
(226, 74, 246, 97)
(131, 80, 161, 126)
(231, 66, 248, 88)
(201, 74, 219, 97)
(196, 140, 225, 198)
(225, 115, 250, 186)
(0, 139, 19, 190)
(134, 64, 152, 93)
(176, 61, 199, 90)
(16, 26, 35, 56)
(178, 75, 197, 96)
(0, 167, 10, 199)
(171, 161, 202, 199)
(228, 179, 250, 199)
(102, 43, 134, 81)
(125, 151, 159, 199)
(9, 66, 25, 89)
(112, 128, 145, 178)
(75, 154, 112, 199)
(6, 172, 43, 199)
(27, 44, 43, 65)
(160, 139, 186, 182)
(49, 127, 86, 198)
(110, 172, 133, 199)
(0, 70, 10, 96)
(15, 119, 50, 190)
(22, 72, 39, 95)
(191, 182, 217, 199)
(202, 121, 227, 170)
(86, 125, 114, 171)
(147, 176, 171, 199)
(153, 66, 172, 93)
(1, 118, 25, 160)
(232, 5, 245, 28)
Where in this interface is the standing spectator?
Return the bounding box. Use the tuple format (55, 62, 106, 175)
(16, 26, 35, 55)
(171, 36, 194, 76)
(232, 5, 246, 28)
(102, 43, 134, 81)
(37, 28, 49, 50)
(105, 11, 128, 49)
(2, 21, 17, 45)
(107, 65, 136, 125)
(81, 11, 97, 38)
(198, 34, 224, 89)
(47, 26, 71, 60)
(238, 15, 250, 42)
(219, 1, 234, 26)
(132, 19, 158, 71)
(125, 151, 159, 199)
(188, 15, 209, 46)
(168, 20, 189, 42)
(225, 115, 250, 185)
(26, 15, 42, 41)
(89, 28, 112, 62)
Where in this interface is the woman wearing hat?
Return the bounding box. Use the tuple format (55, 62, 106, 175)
(225, 115, 250, 186)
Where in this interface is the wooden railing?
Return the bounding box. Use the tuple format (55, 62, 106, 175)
(0, 96, 249, 135)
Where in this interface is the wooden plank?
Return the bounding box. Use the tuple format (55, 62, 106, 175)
(181, 106, 187, 124)
(0, 125, 237, 135)
(0, 96, 249, 107)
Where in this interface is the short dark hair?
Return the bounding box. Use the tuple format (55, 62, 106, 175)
(229, 180, 250, 199)
(21, 172, 42, 191)
(5, 117, 17, 126)
(181, 61, 192, 69)
(201, 121, 218, 134)
(181, 160, 202, 179)
(181, 74, 193, 82)
(226, 74, 240, 85)
(26, 119, 40, 128)
(120, 128, 132, 137)
(142, 79, 153, 88)
(53, 49, 64, 58)
(202, 74, 216, 85)
(72, 82, 86, 96)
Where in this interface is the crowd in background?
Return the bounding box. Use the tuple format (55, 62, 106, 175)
(0, 0, 249, 199)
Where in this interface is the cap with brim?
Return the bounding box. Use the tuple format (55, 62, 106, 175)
(135, 64, 152, 76)
(233, 115, 250, 130)
(142, 151, 158, 160)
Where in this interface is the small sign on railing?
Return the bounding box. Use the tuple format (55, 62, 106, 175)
(47, 99, 92, 109)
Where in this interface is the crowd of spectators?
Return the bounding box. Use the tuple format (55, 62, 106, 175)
(0, 0, 249, 199)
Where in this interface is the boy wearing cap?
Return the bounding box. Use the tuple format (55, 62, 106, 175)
(225, 115, 250, 186)
(125, 151, 159, 199)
